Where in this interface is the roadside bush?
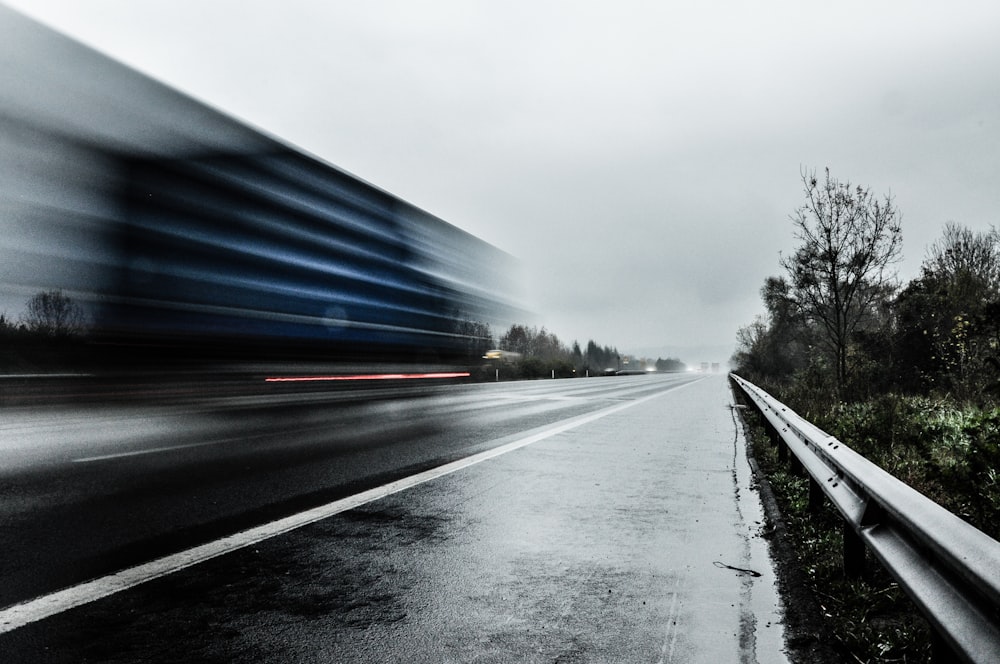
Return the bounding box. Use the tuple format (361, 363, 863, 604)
(508, 356, 577, 380)
(818, 395, 1000, 539)
(743, 405, 933, 663)
(751, 376, 1000, 541)
(964, 407, 1000, 537)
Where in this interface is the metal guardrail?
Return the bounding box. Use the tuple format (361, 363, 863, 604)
(730, 374, 1000, 664)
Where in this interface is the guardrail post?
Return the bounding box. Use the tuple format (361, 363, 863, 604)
(764, 422, 788, 462)
(760, 414, 788, 463)
(929, 630, 954, 664)
(843, 521, 866, 578)
(808, 477, 823, 513)
(787, 437, 803, 475)
(764, 422, 777, 446)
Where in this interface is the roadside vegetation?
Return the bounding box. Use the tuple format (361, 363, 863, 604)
(732, 168, 1000, 663)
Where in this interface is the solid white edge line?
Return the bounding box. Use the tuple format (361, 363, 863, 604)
(0, 377, 704, 633)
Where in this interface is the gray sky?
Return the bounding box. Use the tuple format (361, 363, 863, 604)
(6, 1, 1000, 363)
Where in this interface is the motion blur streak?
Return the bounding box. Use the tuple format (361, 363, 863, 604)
(0, 6, 523, 379)
(264, 372, 471, 382)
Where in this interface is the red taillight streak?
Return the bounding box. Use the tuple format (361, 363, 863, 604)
(264, 372, 470, 383)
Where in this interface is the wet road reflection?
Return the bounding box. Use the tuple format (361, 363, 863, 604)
(0, 374, 786, 662)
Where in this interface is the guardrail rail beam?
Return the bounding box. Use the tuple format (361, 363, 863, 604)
(730, 374, 1000, 663)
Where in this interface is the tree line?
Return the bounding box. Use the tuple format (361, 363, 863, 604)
(1, 289, 85, 338)
(460, 321, 685, 380)
(732, 168, 1000, 404)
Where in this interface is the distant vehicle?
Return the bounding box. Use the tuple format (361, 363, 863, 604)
(482, 350, 522, 362)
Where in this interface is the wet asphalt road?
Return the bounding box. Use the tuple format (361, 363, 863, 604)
(0, 373, 787, 662)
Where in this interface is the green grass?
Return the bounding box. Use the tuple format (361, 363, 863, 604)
(814, 395, 1000, 542)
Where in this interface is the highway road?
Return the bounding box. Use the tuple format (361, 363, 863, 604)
(0, 372, 787, 662)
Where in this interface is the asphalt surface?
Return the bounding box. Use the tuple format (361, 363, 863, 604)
(0, 372, 787, 662)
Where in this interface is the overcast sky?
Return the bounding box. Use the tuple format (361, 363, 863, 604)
(6, 1, 1000, 363)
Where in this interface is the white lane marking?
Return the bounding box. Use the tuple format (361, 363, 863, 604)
(72, 439, 236, 463)
(0, 378, 703, 634)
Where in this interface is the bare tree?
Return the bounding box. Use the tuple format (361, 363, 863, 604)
(781, 168, 902, 392)
(21, 290, 85, 337)
(924, 221, 1000, 299)
(499, 324, 531, 356)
